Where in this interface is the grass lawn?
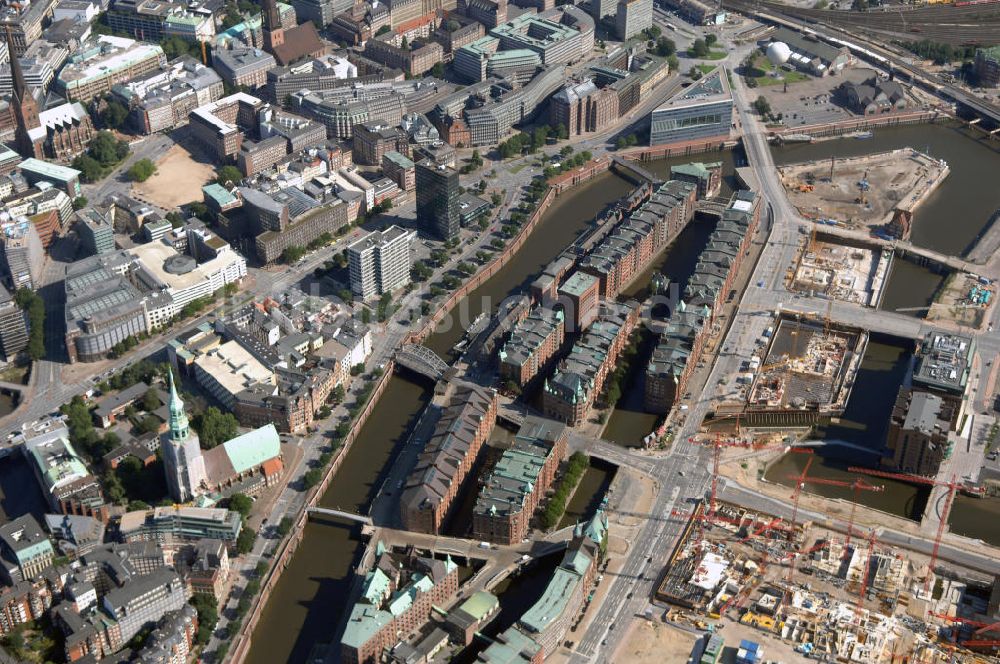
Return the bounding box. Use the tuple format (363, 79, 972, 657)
(508, 162, 529, 175)
(745, 54, 810, 87)
(697, 64, 716, 74)
(0, 362, 28, 385)
(689, 48, 726, 60)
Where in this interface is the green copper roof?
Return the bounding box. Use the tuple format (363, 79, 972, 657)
(222, 423, 280, 475)
(670, 161, 721, 178)
(362, 568, 391, 604)
(27, 434, 89, 492)
(341, 603, 392, 648)
(518, 566, 583, 634)
(478, 627, 541, 663)
(559, 271, 597, 298)
(383, 150, 414, 170)
(202, 183, 238, 207)
(456, 590, 498, 622)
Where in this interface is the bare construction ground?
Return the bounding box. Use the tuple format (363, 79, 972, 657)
(613, 619, 700, 664)
(131, 144, 216, 209)
(927, 271, 996, 331)
(791, 237, 891, 307)
(779, 148, 948, 232)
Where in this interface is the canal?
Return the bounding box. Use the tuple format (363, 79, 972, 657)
(879, 258, 946, 319)
(558, 459, 616, 530)
(602, 150, 738, 446)
(771, 123, 1000, 257)
(422, 171, 634, 358)
(247, 168, 636, 663)
(245, 377, 430, 664)
(763, 336, 929, 520)
(0, 451, 48, 524)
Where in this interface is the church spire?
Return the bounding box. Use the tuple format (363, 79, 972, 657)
(168, 371, 190, 443)
(261, 0, 284, 53)
(6, 27, 39, 158)
(262, 0, 281, 31)
(6, 29, 26, 104)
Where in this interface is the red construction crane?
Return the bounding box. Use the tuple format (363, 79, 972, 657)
(783, 473, 885, 552)
(929, 612, 1000, 650)
(848, 467, 983, 595)
(780, 538, 830, 562)
(784, 453, 816, 590)
(737, 516, 791, 545)
(699, 435, 812, 519)
(855, 528, 878, 623)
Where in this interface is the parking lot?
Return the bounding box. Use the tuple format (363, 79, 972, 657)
(751, 66, 886, 127)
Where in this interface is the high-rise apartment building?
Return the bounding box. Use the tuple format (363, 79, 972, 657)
(615, 0, 652, 40)
(590, 0, 617, 20)
(0, 285, 27, 361)
(346, 226, 415, 300)
(415, 159, 460, 241)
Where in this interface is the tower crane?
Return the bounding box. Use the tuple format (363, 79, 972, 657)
(782, 473, 885, 553)
(929, 612, 1000, 651)
(855, 528, 879, 625)
(848, 467, 983, 595)
(784, 453, 817, 591)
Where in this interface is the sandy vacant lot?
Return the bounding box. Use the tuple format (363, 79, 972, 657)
(617, 619, 700, 664)
(131, 144, 215, 209)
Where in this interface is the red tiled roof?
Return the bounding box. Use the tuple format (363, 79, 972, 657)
(261, 457, 284, 477)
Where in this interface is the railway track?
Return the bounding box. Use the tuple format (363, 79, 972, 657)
(746, 0, 1000, 44)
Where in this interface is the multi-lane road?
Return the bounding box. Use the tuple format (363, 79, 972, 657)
(569, 24, 1000, 661)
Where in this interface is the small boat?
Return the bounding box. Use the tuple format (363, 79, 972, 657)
(851, 130, 873, 140)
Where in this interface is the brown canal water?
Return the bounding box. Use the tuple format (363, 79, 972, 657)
(602, 151, 738, 447)
(450, 553, 562, 664)
(771, 123, 1000, 257)
(879, 259, 946, 319)
(422, 171, 633, 358)
(557, 460, 615, 530)
(763, 336, 930, 520)
(245, 377, 430, 664)
(949, 494, 1000, 545)
(248, 167, 646, 663)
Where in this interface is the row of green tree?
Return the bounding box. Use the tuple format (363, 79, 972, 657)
(13, 288, 44, 360)
(72, 131, 130, 183)
(539, 452, 590, 529)
(901, 39, 977, 66)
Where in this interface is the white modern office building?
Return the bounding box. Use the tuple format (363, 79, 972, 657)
(347, 225, 415, 300)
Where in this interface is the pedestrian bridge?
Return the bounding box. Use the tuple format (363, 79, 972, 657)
(695, 197, 730, 220)
(306, 507, 373, 525)
(395, 344, 449, 381)
(612, 157, 661, 186)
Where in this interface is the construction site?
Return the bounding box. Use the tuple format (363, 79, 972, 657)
(745, 315, 866, 414)
(790, 234, 893, 308)
(652, 489, 1000, 664)
(924, 271, 998, 331)
(778, 148, 950, 241)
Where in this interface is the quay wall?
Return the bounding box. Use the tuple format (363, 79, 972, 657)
(405, 156, 613, 345)
(225, 157, 616, 664)
(772, 109, 945, 140)
(227, 362, 396, 664)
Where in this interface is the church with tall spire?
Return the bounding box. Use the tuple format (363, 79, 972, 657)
(257, 0, 325, 66)
(6, 29, 94, 160)
(7, 28, 40, 159)
(161, 371, 207, 502)
(261, 0, 285, 53)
